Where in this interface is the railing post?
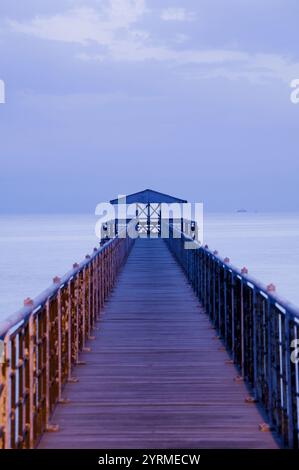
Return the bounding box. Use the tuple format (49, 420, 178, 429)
(74, 273, 80, 364)
(223, 269, 228, 344)
(210, 259, 217, 327)
(67, 283, 72, 381)
(95, 254, 100, 319)
(0, 337, 6, 449)
(4, 337, 10, 449)
(86, 262, 91, 339)
(231, 273, 236, 362)
(45, 299, 50, 429)
(206, 253, 213, 315)
(82, 268, 86, 350)
(285, 311, 294, 448)
(240, 279, 245, 378)
(266, 295, 273, 426)
(28, 314, 35, 448)
(217, 263, 221, 333)
(252, 289, 258, 399)
(57, 288, 62, 402)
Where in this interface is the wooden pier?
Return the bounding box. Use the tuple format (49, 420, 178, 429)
(1, 189, 298, 450)
(38, 239, 279, 449)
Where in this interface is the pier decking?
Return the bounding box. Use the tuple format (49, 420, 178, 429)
(38, 238, 279, 449)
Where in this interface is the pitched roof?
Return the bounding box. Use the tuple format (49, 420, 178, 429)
(110, 189, 187, 205)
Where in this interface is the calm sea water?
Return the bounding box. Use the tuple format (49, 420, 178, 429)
(0, 213, 298, 321)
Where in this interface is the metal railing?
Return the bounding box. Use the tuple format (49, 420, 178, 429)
(0, 235, 134, 449)
(165, 225, 299, 448)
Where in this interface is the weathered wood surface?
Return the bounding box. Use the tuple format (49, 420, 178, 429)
(39, 238, 279, 449)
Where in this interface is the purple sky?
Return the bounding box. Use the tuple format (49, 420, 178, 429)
(0, 0, 299, 213)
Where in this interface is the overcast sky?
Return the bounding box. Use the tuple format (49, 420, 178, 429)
(0, 0, 298, 213)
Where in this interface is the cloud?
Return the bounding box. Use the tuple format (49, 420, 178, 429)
(160, 8, 196, 22)
(180, 53, 299, 85)
(8, 0, 148, 45)
(77, 46, 248, 65)
(7, 3, 245, 65)
(7, 1, 299, 85)
(6, 2, 247, 65)
(174, 33, 189, 44)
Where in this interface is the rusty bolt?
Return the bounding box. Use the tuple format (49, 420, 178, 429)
(53, 276, 61, 284)
(24, 298, 34, 307)
(241, 267, 248, 275)
(234, 375, 244, 383)
(267, 283, 276, 293)
(245, 396, 258, 404)
(224, 257, 230, 263)
(259, 423, 272, 432)
(46, 424, 60, 433)
(73, 263, 79, 269)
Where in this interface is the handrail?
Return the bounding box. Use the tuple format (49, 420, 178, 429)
(0, 234, 134, 449)
(0, 236, 113, 340)
(165, 224, 299, 448)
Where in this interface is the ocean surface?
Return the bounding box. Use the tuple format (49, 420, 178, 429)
(0, 213, 298, 322)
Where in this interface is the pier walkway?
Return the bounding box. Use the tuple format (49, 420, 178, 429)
(38, 239, 279, 449)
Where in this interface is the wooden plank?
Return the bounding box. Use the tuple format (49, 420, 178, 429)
(38, 238, 280, 449)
